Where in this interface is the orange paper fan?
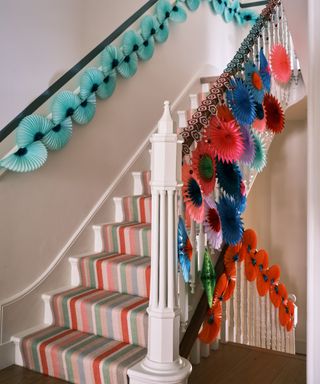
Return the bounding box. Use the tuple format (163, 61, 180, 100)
(213, 273, 228, 306)
(224, 267, 236, 301)
(286, 300, 295, 332)
(270, 282, 288, 308)
(256, 249, 269, 271)
(245, 250, 259, 281)
(270, 44, 291, 84)
(257, 264, 280, 297)
(198, 302, 222, 344)
(224, 243, 242, 275)
(240, 229, 257, 261)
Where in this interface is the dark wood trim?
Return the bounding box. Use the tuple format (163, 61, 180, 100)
(240, 1, 268, 8)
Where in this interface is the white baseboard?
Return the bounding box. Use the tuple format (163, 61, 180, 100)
(0, 341, 14, 369)
(296, 339, 306, 355)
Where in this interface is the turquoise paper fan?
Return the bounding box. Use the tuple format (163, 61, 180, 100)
(155, 19, 170, 43)
(73, 93, 96, 125)
(97, 70, 117, 100)
(51, 91, 80, 124)
(186, 0, 201, 11)
(101, 45, 124, 74)
(80, 68, 104, 99)
(224, 0, 239, 23)
(139, 37, 155, 61)
(117, 31, 139, 78)
(237, 8, 258, 25)
(244, 60, 265, 104)
(0, 141, 47, 172)
(251, 132, 267, 172)
(156, 0, 187, 23)
(140, 15, 159, 40)
(16, 114, 53, 147)
(42, 117, 72, 151)
(210, 0, 225, 15)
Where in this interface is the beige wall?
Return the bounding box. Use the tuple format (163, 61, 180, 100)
(244, 118, 307, 352)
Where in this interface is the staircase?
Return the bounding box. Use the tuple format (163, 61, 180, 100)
(12, 171, 152, 384)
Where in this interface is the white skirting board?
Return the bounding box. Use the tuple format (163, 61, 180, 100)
(0, 341, 14, 370)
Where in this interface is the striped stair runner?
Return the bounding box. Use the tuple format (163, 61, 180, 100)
(20, 171, 152, 383)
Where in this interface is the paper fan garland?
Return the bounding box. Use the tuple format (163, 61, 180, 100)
(251, 132, 267, 173)
(224, 266, 236, 301)
(217, 195, 244, 245)
(213, 273, 228, 306)
(201, 248, 216, 307)
(182, 164, 205, 223)
(257, 264, 280, 297)
(101, 45, 124, 74)
(235, 8, 257, 25)
(226, 78, 256, 127)
(198, 302, 222, 344)
(209, 0, 225, 15)
(156, 0, 187, 23)
(216, 161, 242, 198)
(155, 19, 170, 43)
(79, 68, 104, 99)
(270, 44, 291, 84)
(51, 91, 80, 124)
(239, 125, 255, 165)
(186, 0, 201, 11)
(270, 282, 288, 308)
(244, 60, 265, 104)
(121, 29, 153, 62)
(203, 197, 223, 250)
(0, 141, 48, 172)
(73, 93, 96, 125)
(97, 71, 117, 100)
(279, 299, 294, 328)
(16, 115, 53, 148)
(264, 93, 285, 134)
(224, 243, 242, 275)
(177, 216, 192, 283)
(239, 228, 257, 260)
(42, 118, 73, 151)
(259, 48, 271, 92)
(206, 116, 244, 163)
(285, 300, 295, 332)
(117, 30, 140, 78)
(192, 141, 216, 195)
(224, 0, 239, 23)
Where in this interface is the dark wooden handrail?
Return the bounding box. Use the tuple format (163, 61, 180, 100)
(180, 243, 228, 358)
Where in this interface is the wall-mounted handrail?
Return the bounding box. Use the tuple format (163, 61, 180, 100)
(240, 1, 268, 8)
(0, 0, 158, 143)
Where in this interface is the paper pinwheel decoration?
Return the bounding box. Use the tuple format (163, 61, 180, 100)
(198, 302, 222, 344)
(251, 132, 267, 173)
(239, 228, 257, 261)
(239, 125, 255, 165)
(259, 48, 271, 92)
(244, 60, 265, 104)
(264, 93, 285, 134)
(177, 216, 192, 283)
(80, 67, 116, 101)
(217, 195, 244, 246)
(216, 161, 242, 198)
(245, 248, 268, 282)
(257, 264, 281, 297)
(270, 44, 291, 84)
(224, 243, 243, 275)
(182, 164, 205, 223)
(203, 197, 223, 250)
(192, 141, 216, 195)
(270, 282, 288, 308)
(201, 248, 216, 307)
(226, 78, 256, 127)
(206, 116, 244, 163)
(156, 0, 187, 23)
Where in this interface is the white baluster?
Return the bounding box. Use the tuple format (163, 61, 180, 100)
(128, 101, 191, 384)
(220, 301, 229, 344)
(200, 342, 210, 358)
(260, 296, 266, 349)
(197, 224, 205, 273)
(190, 339, 201, 365)
(255, 288, 261, 347)
(113, 197, 124, 223)
(236, 262, 242, 343)
(132, 172, 144, 195)
(271, 305, 277, 351)
(229, 279, 236, 342)
(266, 294, 271, 349)
(249, 281, 255, 346)
(276, 308, 281, 351)
(178, 271, 189, 334)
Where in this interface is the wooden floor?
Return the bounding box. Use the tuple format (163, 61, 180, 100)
(0, 343, 306, 384)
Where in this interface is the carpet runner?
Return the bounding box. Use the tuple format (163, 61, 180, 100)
(20, 171, 152, 384)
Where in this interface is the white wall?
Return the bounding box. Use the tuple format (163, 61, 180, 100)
(0, 2, 241, 343)
(244, 118, 307, 353)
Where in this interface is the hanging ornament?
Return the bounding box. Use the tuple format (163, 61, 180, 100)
(264, 93, 285, 134)
(270, 44, 291, 84)
(270, 282, 288, 308)
(198, 302, 222, 344)
(203, 197, 223, 250)
(259, 48, 271, 92)
(216, 161, 242, 198)
(192, 141, 216, 196)
(217, 195, 244, 245)
(251, 132, 267, 173)
(205, 116, 244, 163)
(201, 248, 217, 307)
(182, 164, 205, 223)
(101, 45, 123, 73)
(177, 217, 192, 283)
(239, 125, 256, 165)
(257, 264, 281, 297)
(226, 78, 256, 127)
(235, 8, 257, 25)
(244, 60, 265, 104)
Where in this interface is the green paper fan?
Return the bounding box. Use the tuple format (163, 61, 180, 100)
(51, 91, 80, 124)
(72, 93, 96, 125)
(0, 141, 48, 172)
(201, 248, 217, 307)
(251, 132, 267, 172)
(97, 70, 117, 100)
(42, 117, 72, 151)
(16, 114, 53, 147)
(80, 68, 104, 99)
(101, 45, 124, 74)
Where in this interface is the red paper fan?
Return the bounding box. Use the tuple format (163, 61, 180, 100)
(182, 164, 205, 223)
(257, 264, 280, 297)
(224, 243, 242, 275)
(213, 273, 228, 306)
(217, 104, 234, 122)
(264, 93, 285, 134)
(192, 141, 216, 196)
(270, 44, 291, 84)
(270, 282, 288, 308)
(205, 116, 244, 163)
(224, 267, 236, 301)
(198, 302, 222, 344)
(239, 229, 257, 261)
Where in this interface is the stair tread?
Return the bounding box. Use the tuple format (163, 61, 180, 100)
(21, 325, 146, 384)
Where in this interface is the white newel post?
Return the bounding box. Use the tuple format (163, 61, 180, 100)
(128, 101, 192, 384)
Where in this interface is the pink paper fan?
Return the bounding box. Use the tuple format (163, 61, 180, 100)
(270, 44, 291, 84)
(253, 116, 266, 132)
(192, 141, 216, 196)
(182, 164, 205, 223)
(205, 116, 244, 163)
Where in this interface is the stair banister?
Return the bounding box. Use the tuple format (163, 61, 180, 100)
(128, 101, 192, 384)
